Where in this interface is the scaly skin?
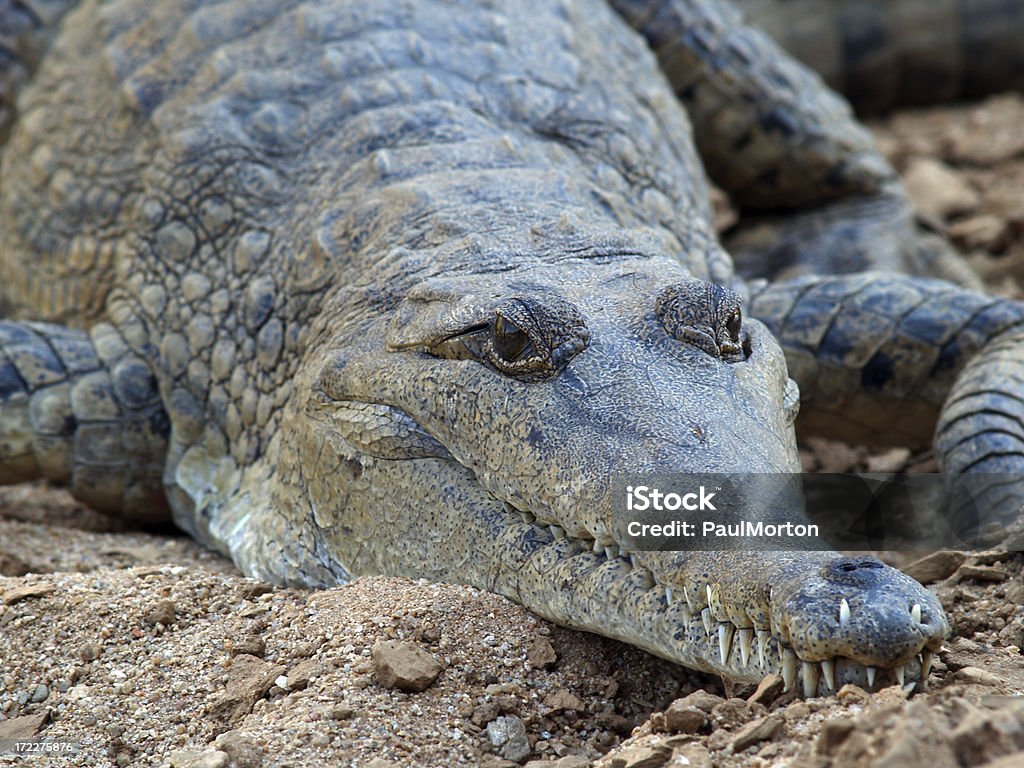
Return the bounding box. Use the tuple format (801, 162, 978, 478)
(0, 0, 976, 696)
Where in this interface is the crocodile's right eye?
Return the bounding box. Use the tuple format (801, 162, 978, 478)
(490, 311, 534, 364)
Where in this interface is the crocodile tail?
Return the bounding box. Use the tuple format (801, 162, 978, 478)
(735, 0, 1024, 113)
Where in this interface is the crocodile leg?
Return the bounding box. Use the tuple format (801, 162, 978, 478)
(748, 272, 1024, 448)
(611, 0, 977, 286)
(936, 326, 1024, 540)
(0, 319, 169, 521)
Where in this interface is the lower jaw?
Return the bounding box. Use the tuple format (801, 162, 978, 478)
(499, 505, 936, 697)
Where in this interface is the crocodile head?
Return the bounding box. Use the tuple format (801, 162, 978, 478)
(246, 251, 947, 696)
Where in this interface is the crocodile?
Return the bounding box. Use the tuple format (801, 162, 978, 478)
(2, 0, 1022, 698)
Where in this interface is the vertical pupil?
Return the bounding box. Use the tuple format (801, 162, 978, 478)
(494, 315, 529, 361)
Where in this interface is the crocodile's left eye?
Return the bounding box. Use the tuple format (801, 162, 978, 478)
(491, 312, 534, 364)
(726, 309, 742, 342)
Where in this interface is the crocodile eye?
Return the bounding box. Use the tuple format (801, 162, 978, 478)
(726, 309, 742, 342)
(491, 313, 533, 363)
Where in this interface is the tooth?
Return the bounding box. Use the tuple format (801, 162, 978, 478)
(702, 608, 713, 636)
(920, 650, 933, 681)
(782, 648, 798, 692)
(895, 665, 905, 687)
(518, 511, 534, 523)
(629, 555, 639, 569)
(802, 661, 820, 698)
(903, 682, 917, 694)
(665, 587, 674, 605)
(866, 666, 877, 689)
(683, 585, 694, 611)
(820, 659, 835, 691)
(738, 628, 753, 667)
(706, 584, 714, 607)
(605, 545, 619, 560)
(719, 624, 735, 665)
(840, 598, 850, 627)
(593, 539, 603, 554)
(911, 603, 921, 623)
(756, 630, 770, 669)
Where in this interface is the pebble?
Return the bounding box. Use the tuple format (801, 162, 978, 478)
(29, 684, 48, 703)
(486, 715, 531, 762)
(902, 551, 967, 584)
(904, 157, 979, 218)
(527, 637, 558, 669)
(230, 635, 266, 658)
(747, 673, 784, 706)
(954, 666, 1003, 686)
(371, 640, 443, 692)
(607, 744, 670, 768)
(147, 599, 177, 626)
(662, 700, 707, 734)
(168, 751, 229, 768)
(816, 717, 855, 755)
(727, 714, 783, 752)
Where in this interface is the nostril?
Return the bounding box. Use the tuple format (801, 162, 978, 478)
(835, 557, 884, 573)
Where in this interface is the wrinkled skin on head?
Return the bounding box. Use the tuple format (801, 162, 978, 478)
(220, 251, 949, 696)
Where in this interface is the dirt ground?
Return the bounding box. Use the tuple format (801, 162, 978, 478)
(3, 95, 1024, 768)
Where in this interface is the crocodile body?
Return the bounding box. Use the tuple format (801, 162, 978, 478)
(7, 0, 1024, 697)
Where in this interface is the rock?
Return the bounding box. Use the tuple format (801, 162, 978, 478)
(284, 659, 320, 691)
(710, 698, 762, 729)
(747, 674, 784, 706)
(527, 637, 557, 669)
(2, 582, 55, 605)
(728, 714, 783, 752)
(673, 690, 725, 713)
(240, 581, 274, 599)
(486, 715, 531, 763)
(816, 717, 855, 756)
(213, 730, 263, 768)
(950, 706, 1014, 766)
(543, 689, 584, 714)
(958, 564, 1010, 582)
(146, 599, 176, 626)
(954, 666, 1003, 687)
(553, 756, 590, 768)
(0, 552, 30, 577)
(904, 158, 979, 219)
(330, 704, 354, 721)
(208, 654, 287, 722)
(663, 700, 707, 734)
(0, 711, 49, 739)
(949, 215, 1011, 253)
(607, 744, 671, 768)
(168, 750, 229, 768)
(364, 760, 399, 768)
(594, 712, 634, 735)
(901, 551, 967, 584)
(230, 635, 266, 658)
(836, 684, 870, 704)
(371, 641, 443, 692)
(472, 702, 501, 727)
(674, 744, 711, 768)
(29, 684, 49, 703)
(783, 701, 810, 720)
(79, 642, 103, 662)
(981, 752, 1024, 768)
(526, 757, 590, 768)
